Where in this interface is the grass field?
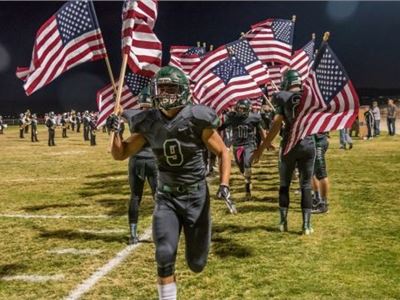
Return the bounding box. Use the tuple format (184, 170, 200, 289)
(0, 125, 399, 300)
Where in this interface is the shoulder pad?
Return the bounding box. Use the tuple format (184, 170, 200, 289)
(129, 109, 155, 134)
(192, 105, 220, 129)
(249, 112, 262, 123)
(272, 91, 295, 106)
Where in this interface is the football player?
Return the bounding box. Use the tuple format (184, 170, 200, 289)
(253, 70, 316, 235)
(312, 132, 329, 214)
(111, 66, 232, 300)
(121, 86, 158, 245)
(219, 99, 265, 200)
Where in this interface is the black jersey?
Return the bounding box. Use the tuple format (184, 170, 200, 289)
(131, 104, 219, 185)
(273, 91, 303, 146)
(123, 109, 154, 159)
(219, 112, 262, 146)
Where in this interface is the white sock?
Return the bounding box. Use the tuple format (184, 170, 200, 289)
(157, 282, 177, 300)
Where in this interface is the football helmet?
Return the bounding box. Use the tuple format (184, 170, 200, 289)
(151, 66, 190, 110)
(235, 99, 252, 116)
(281, 69, 302, 91)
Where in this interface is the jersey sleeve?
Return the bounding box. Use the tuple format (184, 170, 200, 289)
(122, 109, 143, 133)
(129, 110, 152, 134)
(192, 105, 220, 130)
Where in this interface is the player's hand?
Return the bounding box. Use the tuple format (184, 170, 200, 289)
(266, 143, 276, 151)
(110, 114, 121, 133)
(251, 148, 262, 164)
(217, 184, 230, 200)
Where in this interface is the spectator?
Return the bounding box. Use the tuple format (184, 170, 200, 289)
(339, 128, 353, 150)
(387, 99, 397, 136)
(364, 105, 375, 140)
(372, 101, 381, 136)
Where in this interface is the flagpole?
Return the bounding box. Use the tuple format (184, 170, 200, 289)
(109, 53, 128, 149)
(104, 55, 118, 96)
(262, 94, 276, 112)
(114, 54, 129, 114)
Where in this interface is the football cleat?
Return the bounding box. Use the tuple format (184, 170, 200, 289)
(302, 226, 314, 235)
(128, 236, 139, 245)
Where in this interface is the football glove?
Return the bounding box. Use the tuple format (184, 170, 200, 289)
(217, 185, 237, 215)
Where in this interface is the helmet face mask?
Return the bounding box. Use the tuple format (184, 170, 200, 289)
(235, 99, 251, 116)
(151, 66, 190, 110)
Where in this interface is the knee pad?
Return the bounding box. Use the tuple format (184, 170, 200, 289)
(279, 186, 290, 208)
(157, 263, 175, 278)
(187, 260, 206, 273)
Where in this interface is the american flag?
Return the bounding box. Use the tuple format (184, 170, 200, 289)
(169, 46, 206, 77)
(284, 42, 359, 155)
(122, 0, 161, 77)
(245, 18, 294, 66)
(194, 57, 263, 115)
(226, 39, 270, 86)
(96, 72, 149, 127)
(16, 0, 107, 96)
(190, 45, 229, 84)
(265, 64, 282, 97)
(282, 39, 315, 81)
(191, 39, 269, 95)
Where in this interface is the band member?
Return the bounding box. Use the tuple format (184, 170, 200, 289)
(83, 111, 90, 141)
(19, 113, 25, 138)
(46, 111, 56, 146)
(89, 113, 97, 146)
(31, 114, 39, 142)
(76, 112, 82, 133)
(70, 111, 77, 132)
(61, 113, 68, 138)
(24, 109, 31, 134)
(0, 115, 4, 134)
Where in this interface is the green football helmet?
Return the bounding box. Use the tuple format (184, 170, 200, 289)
(235, 99, 252, 116)
(151, 66, 191, 110)
(138, 86, 152, 108)
(281, 69, 302, 91)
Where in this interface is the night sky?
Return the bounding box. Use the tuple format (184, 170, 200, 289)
(0, 1, 399, 115)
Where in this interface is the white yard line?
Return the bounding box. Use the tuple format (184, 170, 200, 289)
(1, 274, 64, 283)
(64, 226, 152, 300)
(78, 229, 126, 234)
(0, 214, 114, 219)
(47, 248, 103, 255)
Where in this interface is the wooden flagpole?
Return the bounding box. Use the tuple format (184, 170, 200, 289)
(109, 53, 129, 149)
(104, 55, 117, 95)
(262, 94, 276, 112)
(114, 54, 129, 115)
(323, 31, 330, 42)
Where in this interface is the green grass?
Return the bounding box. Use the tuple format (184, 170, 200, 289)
(0, 126, 399, 299)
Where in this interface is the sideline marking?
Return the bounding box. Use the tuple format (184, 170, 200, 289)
(47, 248, 103, 255)
(1, 274, 64, 283)
(78, 229, 126, 234)
(0, 214, 114, 219)
(65, 227, 152, 300)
